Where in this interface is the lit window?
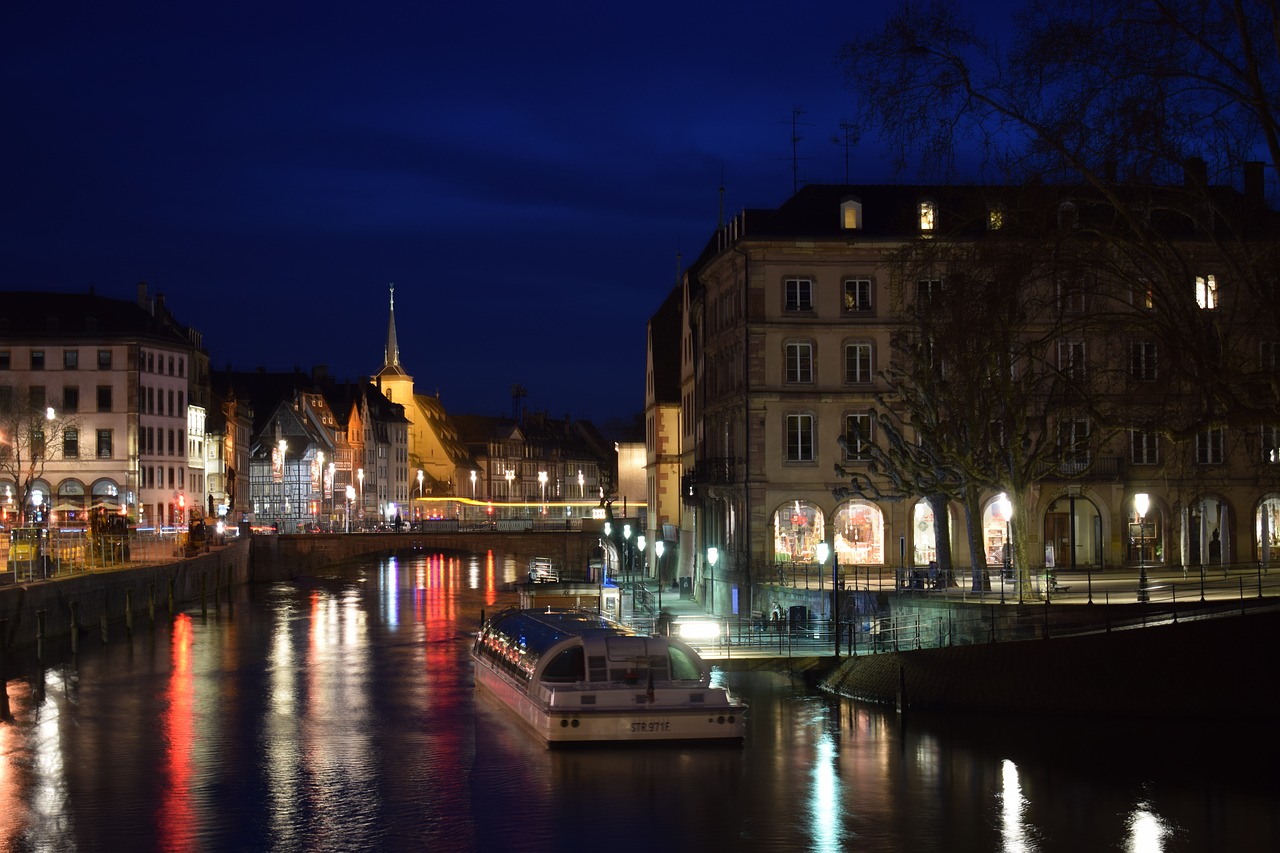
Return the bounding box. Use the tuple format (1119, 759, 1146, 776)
(1132, 279, 1154, 309)
(988, 205, 1004, 230)
(784, 278, 813, 312)
(843, 279, 872, 312)
(786, 413, 815, 462)
(841, 198, 862, 230)
(1059, 418, 1090, 471)
(844, 414, 872, 462)
(785, 342, 813, 383)
(1196, 274, 1218, 309)
(919, 201, 935, 232)
(1263, 426, 1280, 463)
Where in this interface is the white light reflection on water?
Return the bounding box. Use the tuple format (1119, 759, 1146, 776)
(809, 730, 842, 853)
(1125, 799, 1171, 853)
(999, 758, 1037, 852)
(265, 591, 302, 849)
(381, 556, 399, 626)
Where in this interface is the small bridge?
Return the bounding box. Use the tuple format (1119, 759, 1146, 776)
(251, 530, 600, 577)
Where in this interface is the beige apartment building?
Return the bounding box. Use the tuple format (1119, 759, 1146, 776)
(672, 169, 1279, 617)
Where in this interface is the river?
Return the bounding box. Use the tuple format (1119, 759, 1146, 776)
(1, 549, 1276, 852)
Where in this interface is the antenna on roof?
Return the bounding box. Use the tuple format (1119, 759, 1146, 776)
(833, 120, 857, 184)
(718, 164, 725, 228)
(791, 106, 811, 193)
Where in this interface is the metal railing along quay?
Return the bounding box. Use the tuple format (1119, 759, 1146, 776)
(1, 527, 206, 583)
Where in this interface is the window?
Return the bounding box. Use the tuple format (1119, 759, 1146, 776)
(146, 386, 154, 414)
(1058, 279, 1085, 313)
(178, 358, 184, 378)
(97, 386, 112, 412)
(1132, 279, 1154, 310)
(785, 342, 813, 383)
(168, 389, 174, 415)
(168, 429, 175, 456)
(785, 413, 815, 462)
(147, 352, 154, 372)
(1131, 429, 1159, 465)
(97, 429, 113, 459)
(29, 385, 45, 409)
(843, 279, 872, 313)
(97, 349, 111, 369)
(1196, 427, 1224, 464)
(0, 351, 8, 370)
(845, 343, 873, 383)
(1058, 341, 1086, 383)
(840, 198, 862, 230)
(63, 428, 79, 459)
(1130, 342, 1158, 381)
(988, 205, 1004, 230)
(1263, 425, 1280, 463)
(62, 386, 79, 413)
(917, 279, 943, 302)
(1262, 342, 1280, 370)
(1059, 418, 1090, 470)
(784, 278, 813, 312)
(919, 200, 936, 232)
(63, 350, 78, 369)
(844, 414, 872, 462)
(1195, 274, 1218, 309)
(168, 356, 174, 375)
(30, 350, 45, 370)
(145, 427, 154, 455)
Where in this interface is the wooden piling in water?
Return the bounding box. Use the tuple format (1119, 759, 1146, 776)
(70, 602, 80, 654)
(36, 610, 46, 660)
(125, 588, 133, 636)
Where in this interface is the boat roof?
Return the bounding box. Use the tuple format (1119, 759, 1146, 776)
(486, 608, 635, 653)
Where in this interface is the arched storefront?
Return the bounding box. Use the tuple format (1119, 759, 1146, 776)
(981, 497, 1012, 569)
(1, 480, 16, 525)
(912, 499, 947, 567)
(1043, 493, 1104, 569)
(1184, 496, 1229, 566)
(91, 479, 122, 514)
(772, 500, 824, 562)
(1126, 494, 1163, 566)
(56, 479, 87, 526)
(1256, 495, 1280, 565)
(832, 501, 884, 565)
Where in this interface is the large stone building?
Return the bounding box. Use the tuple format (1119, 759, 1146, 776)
(1, 285, 207, 529)
(666, 165, 1279, 617)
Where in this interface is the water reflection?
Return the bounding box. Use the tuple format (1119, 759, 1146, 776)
(159, 614, 195, 852)
(999, 758, 1034, 852)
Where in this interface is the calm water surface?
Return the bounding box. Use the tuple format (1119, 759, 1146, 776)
(2, 550, 1277, 852)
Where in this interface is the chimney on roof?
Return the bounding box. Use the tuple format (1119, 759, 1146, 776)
(1244, 161, 1265, 211)
(1183, 156, 1208, 188)
(155, 292, 165, 313)
(137, 281, 151, 313)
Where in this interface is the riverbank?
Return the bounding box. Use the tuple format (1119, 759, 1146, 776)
(821, 607, 1280, 719)
(0, 538, 253, 653)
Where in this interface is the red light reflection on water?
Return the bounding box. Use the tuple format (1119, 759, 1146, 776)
(158, 613, 195, 852)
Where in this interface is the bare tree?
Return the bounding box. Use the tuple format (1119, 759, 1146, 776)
(0, 385, 79, 526)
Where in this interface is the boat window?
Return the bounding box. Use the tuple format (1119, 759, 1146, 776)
(541, 647, 585, 683)
(667, 646, 705, 681)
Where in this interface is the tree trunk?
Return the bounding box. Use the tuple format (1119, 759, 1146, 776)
(962, 485, 990, 591)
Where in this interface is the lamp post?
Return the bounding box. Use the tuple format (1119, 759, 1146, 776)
(416, 469, 424, 522)
(538, 470, 548, 511)
(706, 546, 719, 617)
(655, 539, 665, 615)
(357, 467, 364, 528)
(578, 470, 584, 499)
(995, 494, 1012, 605)
(470, 469, 476, 499)
(816, 542, 830, 648)
(505, 468, 514, 501)
(638, 534, 649, 609)
(1135, 492, 1150, 603)
(278, 439, 288, 529)
(344, 485, 355, 533)
(623, 524, 632, 595)
(327, 461, 335, 530)
(603, 521, 613, 586)
(316, 452, 324, 530)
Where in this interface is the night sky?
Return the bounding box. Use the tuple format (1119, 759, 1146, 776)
(2, 1, 1014, 423)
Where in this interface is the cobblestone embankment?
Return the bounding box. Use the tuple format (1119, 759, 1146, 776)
(821, 609, 1280, 719)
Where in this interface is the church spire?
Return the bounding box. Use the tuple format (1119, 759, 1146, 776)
(385, 282, 400, 369)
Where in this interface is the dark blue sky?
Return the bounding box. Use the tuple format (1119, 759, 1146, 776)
(2, 1, 1014, 423)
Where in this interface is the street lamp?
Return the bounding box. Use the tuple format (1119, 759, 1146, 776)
(538, 470, 548, 510)
(278, 439, 288, 528)
(603, 521, 613, 585)
(357, 467, 364, 527)
(316, 452, 324, 529)
(578, 470, 584, 499)
(638, 533, 649, 608)
(327, 461, 335, 529)
(995, 494, 1012, 605)
(816, 542, 830, 648)
(706, 546, 719, 617)
(416, 469, 424, 522)
(655, 540, 665, 614)
(344, 485, 355, 533)
(470, 469, 477, 498)
(623, 523, 632, 594)
(1135, 492, 1150, 603)
(505, 468, 514, 501)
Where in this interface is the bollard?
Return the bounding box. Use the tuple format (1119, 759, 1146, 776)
(70, 602, 80, 654)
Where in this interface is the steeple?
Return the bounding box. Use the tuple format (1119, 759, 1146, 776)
(385, 282, 400, 370)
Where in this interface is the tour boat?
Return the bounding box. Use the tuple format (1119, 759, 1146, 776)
(472, 607, 747, 745)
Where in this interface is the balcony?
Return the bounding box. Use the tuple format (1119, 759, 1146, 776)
(682, 457, 736, 504)
(1041, 455, 1123, 481)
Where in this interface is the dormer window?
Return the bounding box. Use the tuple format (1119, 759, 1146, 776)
(919, 201, 936, 233)
(840, 197, 863, 230)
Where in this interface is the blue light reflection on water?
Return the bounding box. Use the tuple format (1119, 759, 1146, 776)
(0, 550, 1277, 852)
